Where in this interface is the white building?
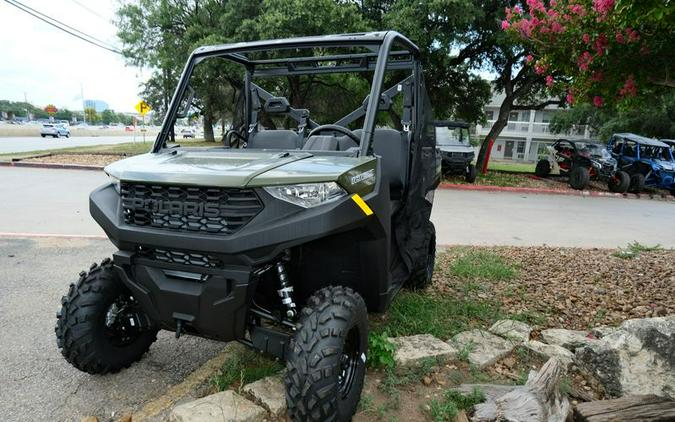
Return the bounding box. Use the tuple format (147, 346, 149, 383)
(475, 91, 590, 162)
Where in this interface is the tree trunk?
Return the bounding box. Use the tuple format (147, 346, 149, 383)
(203, 112, 215, 142)
(476, 96, 513, 170)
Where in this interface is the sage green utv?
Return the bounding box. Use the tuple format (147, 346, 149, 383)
(56, 31, 441, 422)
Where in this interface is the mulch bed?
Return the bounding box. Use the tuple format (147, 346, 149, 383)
(432, 246, 675, 330)
(22, 154, 122, 167)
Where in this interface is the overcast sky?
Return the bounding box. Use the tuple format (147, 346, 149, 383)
(0, 0, 146, 112)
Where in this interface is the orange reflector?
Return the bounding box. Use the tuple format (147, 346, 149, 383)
(351, 194, 373, 216)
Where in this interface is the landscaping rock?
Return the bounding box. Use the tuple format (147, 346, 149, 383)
(450, 330, 514, 368)
(575, 316, 675, 398)
(242, 376, 286, 417)
(525, 340, 574, 368)
(489, 319, 532, 343)
(541, 328, 596, 351)
(170, 391, 266, 422)
(390, 334, 458, 367)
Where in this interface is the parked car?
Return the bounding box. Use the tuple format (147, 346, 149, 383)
(608, 133, 675, 194)
(536, 138, 630, 192)
(40, 123, 70, 138)
(434, 120, 477, 182)
(180, 127, 196, 138)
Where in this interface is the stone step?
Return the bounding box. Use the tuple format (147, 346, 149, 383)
(449, 329, 515, 368)
(170, 390, 266, 422)
(389, 334, 458, 367)
(242, 375, 287, 417)
(489, 319, 533, 343)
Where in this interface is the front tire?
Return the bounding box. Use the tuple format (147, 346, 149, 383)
(569, 166, 590, 190)
(535, 159, 551, 178)
(465, 164, 477, 183)
(285, 286, 368, 422)
(608, 171, 630, 193)
(55, 258, 158, 374)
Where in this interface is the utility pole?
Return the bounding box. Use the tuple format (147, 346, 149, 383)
(80, 83, 86, 125)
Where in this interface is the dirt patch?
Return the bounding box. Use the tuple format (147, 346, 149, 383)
(22, 154, 123, 167)
(433, 246, 675, 330)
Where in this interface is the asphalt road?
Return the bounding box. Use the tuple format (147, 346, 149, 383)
(0, 166, 674, 247)
(0, 237, 225, 422)
(0, 135, 141, 154)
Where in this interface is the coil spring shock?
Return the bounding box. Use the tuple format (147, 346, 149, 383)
(276, 252, 297, 319)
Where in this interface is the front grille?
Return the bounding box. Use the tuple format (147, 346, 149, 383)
(137, 246, 224, 269)
(121, 183, 262, 235)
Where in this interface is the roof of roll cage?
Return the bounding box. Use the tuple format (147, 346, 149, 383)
(615, 133, 669, 147)
(192, 31, 420, 61)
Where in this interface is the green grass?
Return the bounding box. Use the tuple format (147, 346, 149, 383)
(450, 250, 518, 281)
(476, 171, 530, 187)
(612, 241, 662, 259)
(427, 387, 485, 421)
(487, 161, 536, 173)
(210, 347, 283, 391)
(373, 291, 504, 339)
(0, 139, 217, 161)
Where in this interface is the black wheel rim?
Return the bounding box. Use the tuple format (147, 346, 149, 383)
(338, 326, 361, 399)
(103, 295, 141, 346)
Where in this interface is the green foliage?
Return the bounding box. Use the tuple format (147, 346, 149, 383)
(612, 241, 661, 260)
(551, 92, 675, 140)
(210, 347, 283, 391)
(0, 100, 49, 119)
(450, 250, 518, 280)
(427, 387, 485, 421)
(508, 0, 674, 107)
(373, 291, 503, 339)
(84, 108, 99, 124)
(368, 332, 396, 369)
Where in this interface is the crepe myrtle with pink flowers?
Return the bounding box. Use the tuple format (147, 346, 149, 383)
(502, 0, 675, 107)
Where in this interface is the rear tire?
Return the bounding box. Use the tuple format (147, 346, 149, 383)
(41, 134, 46, 138)
(465, 164, 477, 183)
(569, 166, 590, 190)
(608, 171, 630, 193)
(55, 258, 158, 374)
(629, 173, 646, 193)
(285, 286, 368, 422)
(407, 221, 436, 290)
(535, 160, 551, 178)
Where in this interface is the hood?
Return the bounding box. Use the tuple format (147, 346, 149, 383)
(654, 159, 675, 172)
(104, 149, 374, 187)
(438, 145, 474, 153)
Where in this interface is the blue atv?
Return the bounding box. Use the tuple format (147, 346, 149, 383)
(608, 133, 675, 194)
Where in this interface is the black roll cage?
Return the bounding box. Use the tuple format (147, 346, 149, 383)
(152, 31, 421, 157)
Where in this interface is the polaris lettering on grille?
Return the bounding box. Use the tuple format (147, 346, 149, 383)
(123, 198, 227, 218)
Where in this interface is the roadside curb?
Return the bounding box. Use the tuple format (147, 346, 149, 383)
(437, 183, 674, 201)
(0, 160, 103, 171)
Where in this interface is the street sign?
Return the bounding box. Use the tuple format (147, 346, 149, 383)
(135, 100, 151, 115)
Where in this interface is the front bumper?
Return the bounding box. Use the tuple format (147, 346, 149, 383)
(90, 182, 388, 341)
(440, 152, 473, 172)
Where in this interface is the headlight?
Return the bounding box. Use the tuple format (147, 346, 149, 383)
(107, 173, 121, 194)
(264, 182, 347, 208)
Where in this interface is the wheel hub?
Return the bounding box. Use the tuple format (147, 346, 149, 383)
(104, 295, 142, 346)
(337, 327, 360, 399)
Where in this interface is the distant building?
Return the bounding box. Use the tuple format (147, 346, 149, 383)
(476, 90, 590, 162)
(83, 99, 109, 113)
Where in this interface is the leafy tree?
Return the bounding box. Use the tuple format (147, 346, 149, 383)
(504, 0, 674, 108)
(84, 108, 99, 124)
(101, 109, 117, 125)
(55, 109, 73, 121)
(551, 91, 675, 140)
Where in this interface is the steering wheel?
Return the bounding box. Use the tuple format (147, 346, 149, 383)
(307, 124, 360, 144)
(223, 129, 247, 148)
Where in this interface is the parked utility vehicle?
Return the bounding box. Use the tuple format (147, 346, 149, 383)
(435, 120, 477, 182)
(535, 138, 629, 192)
(55, 32, 440, 421)
(608, 133, 675, 194)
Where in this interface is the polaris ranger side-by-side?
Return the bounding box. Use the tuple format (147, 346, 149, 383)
(55, 32, 441, 421)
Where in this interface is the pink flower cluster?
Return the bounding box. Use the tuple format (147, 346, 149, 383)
(593, 95, 604, 107)
(545, 75, 554, 87)
(592, 0, 615, 16)
(577, 51, 593, 72)
(534, 62, 549, 75)
(619, 75, 637, 97)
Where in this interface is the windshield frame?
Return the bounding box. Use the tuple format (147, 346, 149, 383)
(152, 31, 420, 157)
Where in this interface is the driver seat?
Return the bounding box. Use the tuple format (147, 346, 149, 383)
(302, 134, 358, 151)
